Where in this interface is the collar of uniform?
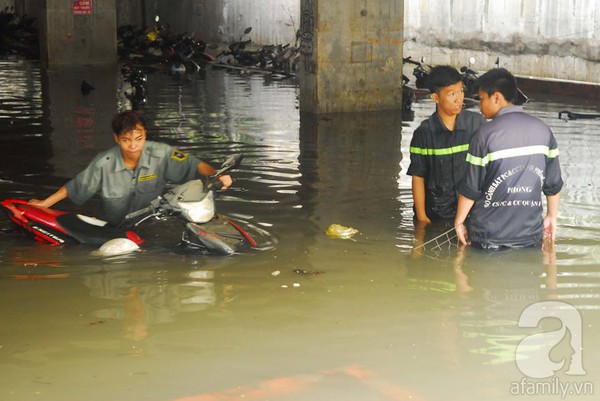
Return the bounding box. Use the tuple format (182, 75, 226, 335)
(496, 105, 524, 117)
(455, 111, 472, 132)
(432, 111, 469, 133)
(113, 143, 152, 172)
(112, 146, 128, 172)
(136, 143, 154, 170)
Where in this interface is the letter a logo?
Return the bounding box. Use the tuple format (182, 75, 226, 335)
(516, 301, 586, 379)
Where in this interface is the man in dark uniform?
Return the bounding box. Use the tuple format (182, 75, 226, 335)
(407, 66, 486, 224)
(29, 111, 232, 226)
(455, 68, 563, 249)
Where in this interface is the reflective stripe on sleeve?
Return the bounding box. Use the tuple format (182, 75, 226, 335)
(409, 143, 470, 156)
(466, 145, 560, 167)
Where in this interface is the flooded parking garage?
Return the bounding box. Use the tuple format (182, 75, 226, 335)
(0, 60, 599, 400)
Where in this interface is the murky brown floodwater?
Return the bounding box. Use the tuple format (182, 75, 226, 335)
(1, 59, 599, 401)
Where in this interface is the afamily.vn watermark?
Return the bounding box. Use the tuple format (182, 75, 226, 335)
(510, 377, 593, 398)
(510, 301, 595, 398)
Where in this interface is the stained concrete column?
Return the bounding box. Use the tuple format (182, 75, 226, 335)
(39, 0, 117, 67)
(299, 0, 404, 114)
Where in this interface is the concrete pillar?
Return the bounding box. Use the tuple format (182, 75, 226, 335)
(39, 0, 117, 67)
(44, 65, 118, 181)
(299, 0, 404, 114)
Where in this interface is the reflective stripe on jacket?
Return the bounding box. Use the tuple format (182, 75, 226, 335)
(407, 110, 486, 220)
(460, 106, 563, 247)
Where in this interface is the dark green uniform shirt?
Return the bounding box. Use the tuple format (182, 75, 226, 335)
(407, 110, 486, 220)
(65, 141, 202, 226)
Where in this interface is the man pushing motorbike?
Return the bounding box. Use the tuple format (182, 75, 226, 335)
(29, 110, 232, 227)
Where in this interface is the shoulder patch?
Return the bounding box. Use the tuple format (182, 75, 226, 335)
(171, 149, 188, 162)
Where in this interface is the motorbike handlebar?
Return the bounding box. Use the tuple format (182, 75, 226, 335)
(124, 206, 153, 221)
(123, 196, 165, 224)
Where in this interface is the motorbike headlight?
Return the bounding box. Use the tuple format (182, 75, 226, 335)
(178, 191, 215, 223)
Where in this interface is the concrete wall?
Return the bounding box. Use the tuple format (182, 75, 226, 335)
(116, 0, 144, 30)
(39, 0, 117, 66)
(403, 0, 600, 83)
(124, 0, 300, 46)
(16, 0, 598, 82)
(0, 1, 11, 11)
(141, 0, 598, 84)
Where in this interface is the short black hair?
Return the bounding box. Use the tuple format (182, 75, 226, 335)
(427, 65, 462, 94)
(111, 110, 146, 136)
(477, 68, 518, 104)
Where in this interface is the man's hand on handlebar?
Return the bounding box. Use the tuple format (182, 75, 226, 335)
(218, 175, 233, 190)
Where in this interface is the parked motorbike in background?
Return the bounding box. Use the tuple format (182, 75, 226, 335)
(457, 56, 480, 109)
(404, 56, 432, 90)
(215, 26, 256, 67)
(460, 56, 479, 98)
(121, 63, 148, 109)
(258, 30, 301, 77)
(117, 15, 212, 74)
(401, 57, 419, 115)
(0, 6, 38, 58)
(403, 55, 529, 109)
(460, 57, 528, 105)
(213, 27, 300, 78)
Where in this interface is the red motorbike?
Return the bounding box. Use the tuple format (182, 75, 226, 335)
(2, 154, 256, 256)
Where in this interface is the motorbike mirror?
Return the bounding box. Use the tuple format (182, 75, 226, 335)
(155, 15, 160, 23)
(469, 56, 476, 66)
(494, 57, 500, 67)
(212, 154, 244, 177)
(244, 27, 252, 34)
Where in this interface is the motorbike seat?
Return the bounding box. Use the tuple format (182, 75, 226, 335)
(55, 214, 143, 245)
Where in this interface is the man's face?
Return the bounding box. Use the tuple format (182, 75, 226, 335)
(478, 90, 501, 119)
(431, 81, 465, 118)
(114, 123, 146, 159)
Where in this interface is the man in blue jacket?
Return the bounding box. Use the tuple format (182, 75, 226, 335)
(455, 68, 563, 249)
